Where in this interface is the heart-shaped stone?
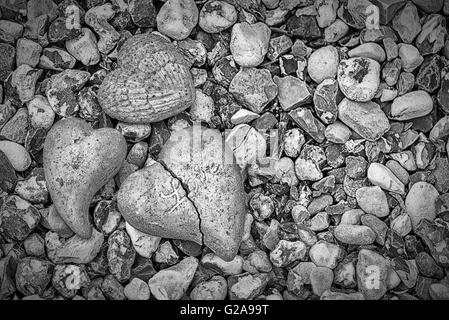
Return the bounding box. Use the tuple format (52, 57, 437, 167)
(118, 126, 246, 261)
(98, 33, 195, 124)
(44, 118, 127, 239)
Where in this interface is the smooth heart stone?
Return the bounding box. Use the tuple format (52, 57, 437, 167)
(118, 126, 246, 261)
(44, 118, 127, 239)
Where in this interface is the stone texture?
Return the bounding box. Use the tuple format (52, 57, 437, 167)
(229, 68, 278, 114)
(338, 98, 390, 142)
(274, 76, 312, 111)
(337, 57, 380, 102)
(406, 181, 439, 229)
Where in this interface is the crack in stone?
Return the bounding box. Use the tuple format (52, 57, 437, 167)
(157, 159, 205, 246)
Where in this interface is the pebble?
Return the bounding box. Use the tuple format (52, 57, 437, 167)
(9, 64, 42, 104)
(289, 107, 325, 143)
(189, 89, 214, 124)
(288, 263, 315, 297)
(270, 240, 306, 267)
(392, 2, 421, 44)
(307, 46, 339, 84)
(267, 35, 293, 61)
(313, 78, 338, 124)
(129, 0, 157, 28)
(39, 47, 76, 71)
(416, 251, 444, 279)
(345, 156, 368, 180)
(315, 0, 338, 28)
(15, 257, 54, 296)
(337, 98, 390, 141)
(391, 213, 412, 237)
(356, 186, 389, 218)
(398, 44, 423, 72)
(416, 219, 449, 267)
(25, 95, 54, 130)
(321, 290, 364, 300)
(250, 193, 274, 221)
(45, 229, 104, 264)
(116, 122, 152, 143)
(227, 272, 270, 300)
(201, 253, 243, 276)
(48, 16, 81, 43)
(367, 162, 405, 194)
(341, 209, 364, 225)
(337, 57, 380, 102)
(348, 43, 386, 63)
(438, 66, 449, 113)
(356, 249, 389, 300)
(14, 168, 48, 204)
(45, 69, 90, 117)
(157, 0, 198, 40)
(23, 15, 48, 47)
(229, 68, 278, 114)
(66, 28, 101, 66)
(107, 230, 136, 283)
(40, 205, 74, 238)
(324, 19, 349, 43)
(24, 233, 45, 257)
(405, 181, 439, 229)
(101, 274, 125, 300)
(0, 140, 31, 172)
(92, 200, 120, 235)
(0, 107, 29, 144)
(416, 55, 444, 94)
(124, 278, 150, 300)
(416, 15, 447, 56)
(382, 58, 402, 86)
(386, 160, 409, 185)
(274, 76, 312, 111)
(309, 240, 343, 269)
(230, 109, 260, 125)
(390, 150, 417, 171)
(0, 19, 23, 43)
(286, 15, 321, 40)
(199, 1, 237, 34)
(0, 255, 16, 299)
(16, 38, 42, 67)
(309, 211, 330, 232)
(310, 266, 333, 297)
(125, 222, 161, 259)
(324, 121, 351, 144)
(295, 144, 326, 181)
(84, 4, 120, 54)
(242, 250, 272, 274)
(230, 22, 270, 67)
(282, 128, 305, 158)
(430, 283, 449, 300)
(0, 43, 15, 81)
(148, 257, 198, 300)
(190, 275, 227, 300)
(154, 241, 179, 266)
(334, 224, 376, 245)
(226, 123, 266, 170)
(397, 72, 415, 96)
(412, 0, 443, 13)
(52, 264, 90, 299)
(390, 91, 433, 121)
(383, 37, 398, 61)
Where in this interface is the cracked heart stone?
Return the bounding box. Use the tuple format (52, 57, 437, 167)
(118, 160, 202, 244)
(98, 33, 195, 124)
(118, 126, 246, 261)
(43, 118, 127, 239)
